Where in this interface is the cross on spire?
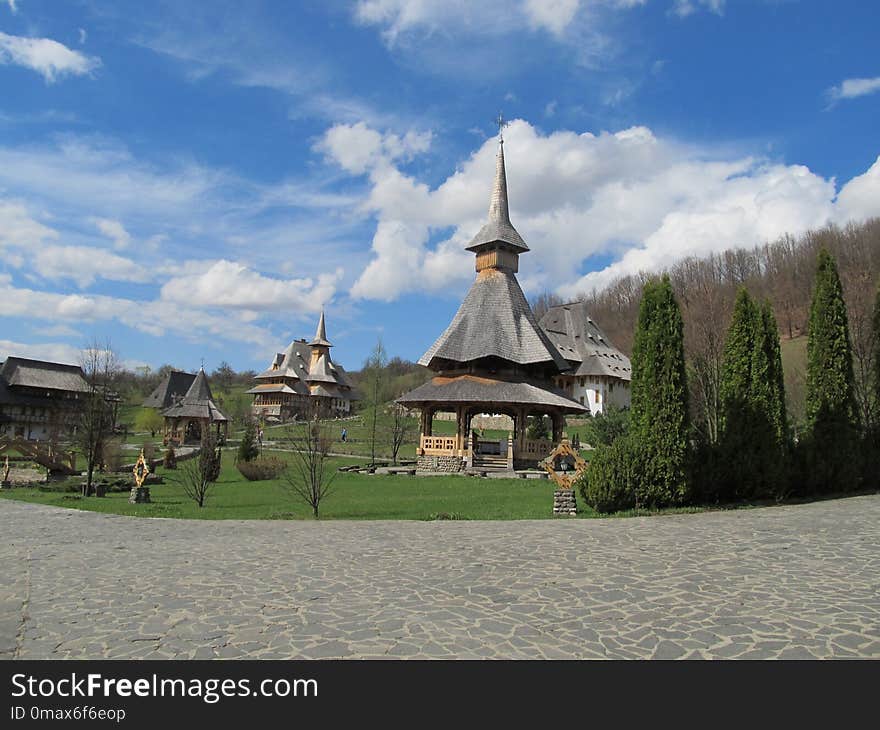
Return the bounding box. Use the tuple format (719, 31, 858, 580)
(494, 111, 509, 143)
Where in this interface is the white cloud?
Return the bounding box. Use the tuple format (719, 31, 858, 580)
(33, 245, 145, 288)
(353, 0, 640, 69)
(0, 199, 58, 251)
(78, 28, 87, 45)
(33, 324, 82, 338)
(93, 218, 132, 250)
(834, 155, 880, 225)
(524, 0, 581, 36)
(0, 277, 276, 347)
(317, 121, 432, 175)
(325, 118, 880, 303)
(672, 0, 726, 18)
(0, 31, 101, 83)
(159, 260, 342, 312)
(826, 76, 880, 105)
(0, 339, 83, 366)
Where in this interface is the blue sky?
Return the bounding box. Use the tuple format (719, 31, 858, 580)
(1, 0, 879, 374)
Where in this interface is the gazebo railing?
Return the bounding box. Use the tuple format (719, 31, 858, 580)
(419, 435, 458, 455)
(518, 438, 554, 460)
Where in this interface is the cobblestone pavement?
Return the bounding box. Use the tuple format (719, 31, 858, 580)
(2, 496, 878, 659)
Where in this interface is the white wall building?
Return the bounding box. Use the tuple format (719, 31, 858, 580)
(539, 302, 631, 416)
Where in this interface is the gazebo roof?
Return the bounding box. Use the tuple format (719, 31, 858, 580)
(418, 268, 569, 371)
(396, 374, 588, 413)
(162, 368, 229, 422)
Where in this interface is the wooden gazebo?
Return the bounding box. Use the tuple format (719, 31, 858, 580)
(397, 133, 587, 472)
(162, 368, 229, 446)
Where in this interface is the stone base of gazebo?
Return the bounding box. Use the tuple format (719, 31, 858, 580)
(416, 455, 466, 473)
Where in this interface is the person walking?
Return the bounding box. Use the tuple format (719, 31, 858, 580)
(341, 427, 348, 443)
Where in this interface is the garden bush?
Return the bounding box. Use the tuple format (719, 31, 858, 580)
(163, 445, 177, 469)
(237, 457, 285, 482)
(576, 436, 641, 514)
(238, 420, 260, 463)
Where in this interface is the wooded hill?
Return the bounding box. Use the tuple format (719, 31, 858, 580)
(533, 217, 880, 436)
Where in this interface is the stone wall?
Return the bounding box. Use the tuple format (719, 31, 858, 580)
(432, 413, 514, 431)
(417, 455, 465, 473)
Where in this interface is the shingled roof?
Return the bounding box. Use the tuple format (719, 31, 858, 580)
(255, 313, 354, 391)
(309, 310, 332, 348)
(143, 370, 197, 408)
(539, 302, 632, 381)
(418, 268, 569, 371)
(397, 374, 587, 412)
(0, 357, 90, 394)
(162, 369, 229, 422)
(466, 140, 529, 253)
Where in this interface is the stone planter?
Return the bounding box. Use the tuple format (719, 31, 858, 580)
(553, 489, 577, 515)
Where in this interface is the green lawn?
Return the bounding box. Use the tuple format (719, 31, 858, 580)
(0, 450, 598, 521)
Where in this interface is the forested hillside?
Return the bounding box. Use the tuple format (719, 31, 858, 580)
(533, 218, 880, 434)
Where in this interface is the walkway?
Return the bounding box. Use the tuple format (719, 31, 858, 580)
(2, 496, 878, 659)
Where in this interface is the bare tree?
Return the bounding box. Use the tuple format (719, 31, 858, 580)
(389, 401, 416, 465)
(363, 337, 388, 466)
(281, 410, 335, 518)
(530, 290, 564, 321)
(77, 339, 121, 496)
(179, 431, 221, 508)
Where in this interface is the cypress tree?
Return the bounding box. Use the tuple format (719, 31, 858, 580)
(759, 301, 788, 446)
(867, 280, 880, 485)
(630, 275, 691, 507)
(803, 248, 859, 493)
(238, 419, 260, 463)
(751, 301, 788, 498)
(718, 291, 789, 501)
(719, 288, 761, 500)
(873, 281, 880, 428)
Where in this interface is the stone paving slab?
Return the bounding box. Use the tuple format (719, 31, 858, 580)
(1, 496, 879, 659)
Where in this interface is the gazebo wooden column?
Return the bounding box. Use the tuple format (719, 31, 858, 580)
(455, 406, 468, 454)
(551, 411, 565, 443)
(419, 407, 434, 438)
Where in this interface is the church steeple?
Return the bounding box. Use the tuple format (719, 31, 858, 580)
(310, 310, 332, 348)
(466, 129, 529, 273)
(487, 137, 511, 226)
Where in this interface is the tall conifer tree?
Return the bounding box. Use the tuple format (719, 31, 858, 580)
(804, 248, 859, 493)
(868, 280, 880, 483)
(751, 300, 788, 497)
(719, 288, 760, 499)
(719, 291, 789, 500)
(630, 275, 691, 507)
(759, 301, 788, 446)
(873, 281, 880, 428)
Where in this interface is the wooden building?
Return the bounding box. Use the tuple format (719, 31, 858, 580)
(162, 368, 229, 445)
(397, 136, 587, 472)
(143, 370, 196, 410)
(539, 302, 631, 415)
(0, 357, 92, 441)
(248, 312, 357, 422)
